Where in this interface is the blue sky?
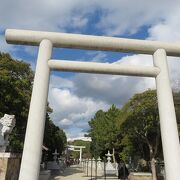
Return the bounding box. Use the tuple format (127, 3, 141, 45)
(1, 0, 180, 140)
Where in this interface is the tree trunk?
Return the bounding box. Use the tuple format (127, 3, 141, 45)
(150, 157, 157, 180)
(112, 147, 115, 163)
(147, 142, 158, 180)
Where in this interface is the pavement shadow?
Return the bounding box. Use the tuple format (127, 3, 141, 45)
(51, 165, 118, 180)
(60, 166, 83, 176)
(50, 165, 84, 178)
(82, 174, 118, 179)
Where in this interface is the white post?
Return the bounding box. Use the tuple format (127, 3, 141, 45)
(153, 49, 180, 180)
(80, 148, 82, 163)
(19, 39, 52, 180)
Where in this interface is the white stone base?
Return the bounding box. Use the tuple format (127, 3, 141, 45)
(0, 153, 21, 180)
(39, 170, 51, 180)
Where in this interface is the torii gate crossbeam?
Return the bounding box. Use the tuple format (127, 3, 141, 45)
(67, 145, 85, 163)
(5, 29, 180, 180)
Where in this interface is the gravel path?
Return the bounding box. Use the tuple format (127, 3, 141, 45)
(50, 165, 89, 180)
(50, 165, 118, 180)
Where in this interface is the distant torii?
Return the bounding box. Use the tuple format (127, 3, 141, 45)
(67, 145, 86, 163)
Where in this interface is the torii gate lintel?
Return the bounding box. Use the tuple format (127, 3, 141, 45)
(67, 145, 85, 163)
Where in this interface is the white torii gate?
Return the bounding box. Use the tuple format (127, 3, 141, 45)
(5, 29, 180, 180)
(67, 145, 85, 163)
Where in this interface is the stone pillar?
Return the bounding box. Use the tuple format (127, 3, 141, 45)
(153, 49, 180, 180)
(18, 39, 52, 180)
(0, 153, 21, 180)
(79, 148, 82, 163)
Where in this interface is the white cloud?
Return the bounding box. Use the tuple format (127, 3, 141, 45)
(66, 131, 89, 141)
(1, 0, 179, 37)
(115, 54, 153, 66)
(0, 0, 95, 54)
(68, 136, 92, 142)
(71, 16, 89, 29)
(147, 6, 180, 89)
(0, 0, 93, 31)
(48, 83, 109, 138)
(148, 7, 180, 42)
(49, 75, 74, 89)
(2, 0, 180, 59)
(59, 118, 73, 128)
(73, 54, 156, 105)
(95, 0, 179, 35)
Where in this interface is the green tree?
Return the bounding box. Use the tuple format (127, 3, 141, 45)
(0, 52, 67, 156)
(88, 105, 121, 160)
(0, 52, 33, 151)
(43, 118, 67, 160)
(120, 90, 161, 180)
(120, 90, 180, 179)
(87, 88, 180, 179)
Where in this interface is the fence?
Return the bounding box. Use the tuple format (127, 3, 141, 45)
(81, 158, 118, 180)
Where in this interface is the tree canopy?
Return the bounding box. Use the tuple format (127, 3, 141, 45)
(0, 52, 67, 156)
(88, 105, 121, 159)
(0, 52, 33, 151)
(88, 89, 180, 178)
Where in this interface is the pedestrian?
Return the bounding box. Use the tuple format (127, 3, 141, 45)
(118, 160, 129, 180)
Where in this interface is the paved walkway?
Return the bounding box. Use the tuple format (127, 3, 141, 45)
(50, 165, 89, 180)
(50, 165, 118, 180)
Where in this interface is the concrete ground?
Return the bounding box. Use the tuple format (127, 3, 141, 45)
(50, 165, 118, 180)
